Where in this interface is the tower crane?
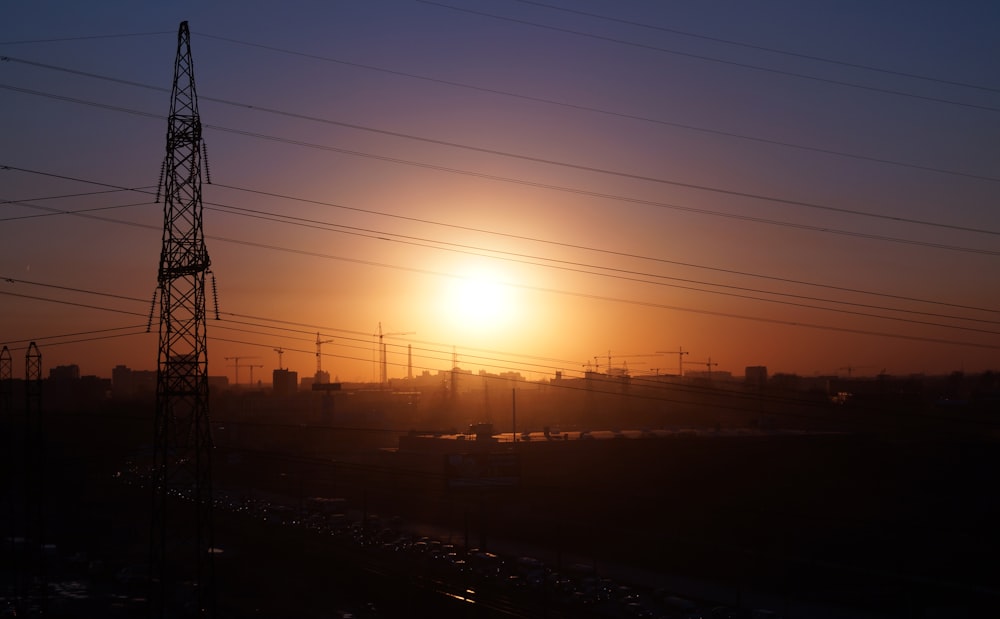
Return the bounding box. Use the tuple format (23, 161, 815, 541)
(703, 357, 718, 377)
(596, 351, 659, 375)
(682, 357, 718, 378)
(838, 365, 874, 378)
(375, 322, 414, 386)
(273, 347, 285, 370)
(656, 347, 689, 377)
(315, 333, 333, 379)
(224, 355, 260, 386)
(247, 364, 264, 385)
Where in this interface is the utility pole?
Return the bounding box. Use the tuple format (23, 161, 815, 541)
(151, 21, 216, 617)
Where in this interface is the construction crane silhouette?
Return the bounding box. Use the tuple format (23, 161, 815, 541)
(315, 333, 333, 379)
(682, 356, 718, 377)
(688, 357, 719, 379)
(273, 347, 285, 370)
(839, 365, 874, 378)
(224, 355, 260, 386)
(702, 357, 719, 377)
(657, 347, 689, 377)
(595, 351, 658, 374)
(375, 322, 414, 386)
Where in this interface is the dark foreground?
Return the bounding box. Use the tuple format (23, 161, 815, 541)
(3, 406, 999, 618)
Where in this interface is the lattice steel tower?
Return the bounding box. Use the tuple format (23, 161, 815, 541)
(23, 342, 45, 615)
(151, 21, 215, 617)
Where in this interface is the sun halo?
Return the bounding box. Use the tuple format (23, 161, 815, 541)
(443, 268, 519, 333)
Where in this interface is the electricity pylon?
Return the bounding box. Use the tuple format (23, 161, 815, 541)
(0, 345, 11, 415)
(151, 21, 216, 617)
(16, 343, 46, 615)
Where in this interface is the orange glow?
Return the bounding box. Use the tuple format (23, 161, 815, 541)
(439, 264, 520, 334)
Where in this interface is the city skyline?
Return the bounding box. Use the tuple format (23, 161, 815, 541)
(3, 1, 998, 382)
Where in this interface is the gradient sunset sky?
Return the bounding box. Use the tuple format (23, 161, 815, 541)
(2, 1, 998, 382)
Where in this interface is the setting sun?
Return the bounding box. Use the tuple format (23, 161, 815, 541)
(443, 267, 519, 332)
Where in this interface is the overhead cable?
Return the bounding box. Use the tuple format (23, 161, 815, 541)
(416, 0, 1000, 113)
(508, 0, 1000, 94)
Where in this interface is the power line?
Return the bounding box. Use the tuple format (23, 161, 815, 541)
(1, 40, 992, 372)
(201, 127, 1000, 249)
(0, 290, 147, 317)
(202, 129, 1000, 253)
(5, 166, 999, 335)
(416, 0, 1000, 113)
(0, 276, 584, 378)
(0, 31, 172, 45)
(9, 163, 998, 332)
(202, 109, 997, 236)
(266, 37, 1000, 183)
(0, 276, 148, 303)
(2, 270, 993, 384)
(202, 140, 1000, 258)
(0, 198, 155, 222)
(202, 200, 1000, 334)
(204, 229, 1000, 342)
(15, 87, 986, 260)
(7, 51, 1000, 189)
(213, 183, 1000, 315)
(217, 310, 585, 370)
(507, 0, 1000, 94)
(212, 320, 574, 378)
(0, 325, 149, 352)
(5, 175, 999, 360)
(7, 267, 999, 365)
(5, 281, 997, 411)
(3, 77, 996, 238)
(2, 186, 153, 204)
(3, 74, 997, 242)
(222, 310, 579, 368)
(187, 34, 1000, 184)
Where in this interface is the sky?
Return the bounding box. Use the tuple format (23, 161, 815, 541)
(2, 0, 999, 383)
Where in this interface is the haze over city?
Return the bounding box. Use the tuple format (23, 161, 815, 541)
(3, 1, 998, 381)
